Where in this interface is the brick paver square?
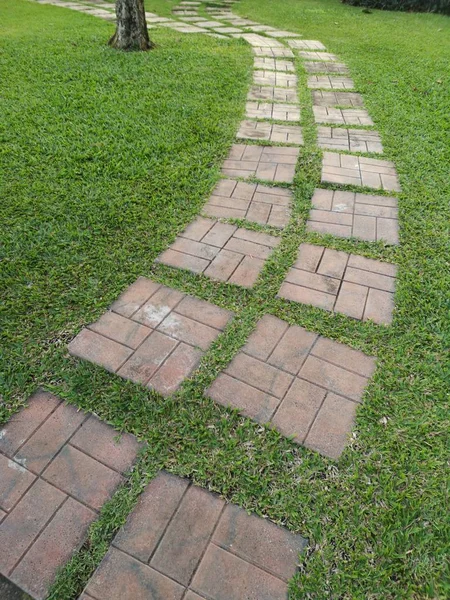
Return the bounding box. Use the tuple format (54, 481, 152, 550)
(304, 62, 349, 74)
(288, 39, 326, 50)
(0, 393, 141, 599)
(69, 278, 233, 394)
(222, 143, 299, 182)
(197, 20, 224, 27)
(252, 46, 295, 57)
(253, 57, 295, 72)
(265, 30, 302, 38)
(312, 90, 364, 107)
(82, 471, 306, 599)
(253, 70, 298, 88)
(313, 106, 374, 125)
(237, 120, 303, 144)
(246, 101, 300, 121)
(308, 76, 355, 90)
(299, 51, 337, 61)
(235, 34, 285, 47)
(321, 152, 401, 191)
(203, 178, 292, 227)
(211, 26, 243, 33)
(317, 127, 383, 152)
(278, 243, 397, 324)
(247, 84, 299, 103)
(157, 217, 281, 286)
(207, 314, 376, 458)
(306, 188, 399, 244)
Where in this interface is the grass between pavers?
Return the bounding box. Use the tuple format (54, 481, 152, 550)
(1, 1, 449, 599)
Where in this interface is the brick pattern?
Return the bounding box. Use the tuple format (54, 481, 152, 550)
(312, 90, 364, 107)
(246, 101, 300, 121)
(237, 33, 284, 47)
(207, 315, 376, 458)
(288, 39, 326, 50)
(82, 471, 307, 600)
(248, 84, 299, 103)
(252, 46, 295, 57)
(322, 152, 401, 191)
(0, 391, 140, 600)
(308, 76, 355, 90)
(304, 62, 349, 74)
(69, 278, 233, 394)
(202, 178, 292, 228)
(265, 30, 301, 38)
(317, 127, 383, 153)
(237, 120, 303, 144)
(158, 217, 281, 287)
(299, 51, 337, 61)
(253, 57, 295, 72)
(278, 243, 397, 324)
(253, 70, 297, 88)
(306, 188, 399, 244)
(222, 144, 299, 183)
(313, 106, 374, 125)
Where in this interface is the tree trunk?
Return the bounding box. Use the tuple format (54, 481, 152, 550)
(109, 0, 153, 51)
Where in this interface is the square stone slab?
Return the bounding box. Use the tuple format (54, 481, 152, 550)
(312, 90, 364, 107)
(308, 76, 355, 90)
(69, 278, 233, 394)
(278, 243, 397, 324)
(265, 30, 302, 38)
(235, 34, 284, 47)
(157, 218, 281, 287)
(304, 62, 349, 74)
(252, 46, 295, 58)
(299, 51, 337, 61)
(322, 152, 401, 191)
(207, 315, 376, 458)
(246, 101, 300, 122)
(82, 471, 307, 599)
(202, 178, 292, 227)
(317, 127, 383, 153)
(247, 85, 299, 103)
(253, 57, 295, 72)
(222, 144, 299, 183)
(289, 39, 326, 50)
(253, 69, 298, 88)
(237, 120, 303, 144)
(0, 391, 141, 600)
(306, 188, 399, 244)
(313, 106, 373, 126)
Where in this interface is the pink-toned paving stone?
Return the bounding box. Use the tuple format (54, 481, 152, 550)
(69, 278, 233, 395)
(306, 188, 399, 244)
(321, 152, 401, 191)
(207, 314, 376, 458)
(278, 243, 397, 324)
(247, 85, 299, 103)
(246, 101, 300, 122)
(237, 120, 303, 144)
(312, 90, 364, 107)
(157, 217, 281, 286)
(308, 75, 355, 90)
(304, 62, 349, 74)
(222, 144, 299, 183)
(313, 106, 374, 126)
(317, 127, 383, 153)
(0, 391, 141, 600)
(82, 471, 307, 599)
(253, 57, 295, 72)
(203, 178, 292, 227)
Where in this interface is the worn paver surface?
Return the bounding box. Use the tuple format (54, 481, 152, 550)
(317, 127, 383, 153)
(322, 152, 401, 191)
(208, 315, 376, 457)
(246, 101, 300, 121)
(237, 120, 303, 144)
(222, 144, 299, 183)
(313, 106, 374, 125)
(306, 188, 399, 244)
(253, 70, 298, 88)
(308, 75, 355, 89)
(252, 46, 295, 57)
(304, 62, 349, 74)
(248, 84, 298, 103)
(69, 278, 233, 394)
(288, 39, 326, 50)
(278, 243, 397, 324)
(0, 391, 141, 600)
(312, 90, 364, 107)
(253, 57, 295, 72)
(81, 471, 307, 600)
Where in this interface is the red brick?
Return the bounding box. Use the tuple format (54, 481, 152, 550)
(234, 228, 280, 249)
(202, 222, 237, 248)
(181, 217, 215, 241)
(184, 592, 206, 600)
(268, 325, 317, 374)
(0, 454, 36, 512)
(207, 374, 279, 423)
(157, 313, 219, 351)
(133, 286, 185, 328)
(228, 256, 265, 288)
(15, 402, 87, 475)
(278, 281, 335, 310)
(317, 248, 348, 279)
(364, 288, 394, 325)
(311, 338, 375, 377)
(89, 312, 152, 349)
(11, 498, 95, 600)
(213, 504, 306, 581)
(294, 243, 324, 272)
(43, 444, 123, 511)
(0, 478, 65, 575)
(86, 548, 184, 600)
(285, 268, 340, 294)
(347, 254, 397, 277)
(0, 390, 60, 458)
(0, 509, 6, 523)
(192, 544, 288, 600)
(117, 331, 177, 385)
(68, 329, 133, 373)
(225, 237, 273, 260)
(150, 485, 224, 585)
(243, 314, 289, 361)
(110, 278, 161, 318)
(226, 353, 293, 399)
(305, 392, 357, 459)
(345, 266, 396, 292)
(71, 416, 141, 474)
(300, 355, 369, 403)
(204, 249, 242, 281)
(171, 237, 220, 260)
(175, 296, 232, 330)
(114, 472, 188, 562)
(149, 343, 202, 396)
(333, 281, 368, 320)
(157, 248, 209, 274)
(272, 378, 326, 443)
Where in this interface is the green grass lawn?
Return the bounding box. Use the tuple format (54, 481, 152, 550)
(1, 0, 449, 598)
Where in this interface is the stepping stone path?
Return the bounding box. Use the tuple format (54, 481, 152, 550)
(80, 471, 307, 599)
(0, 390, 141, 599)
(10, 0, 404, 597)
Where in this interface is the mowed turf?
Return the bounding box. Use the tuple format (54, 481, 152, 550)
(1, 1, 449, 599)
